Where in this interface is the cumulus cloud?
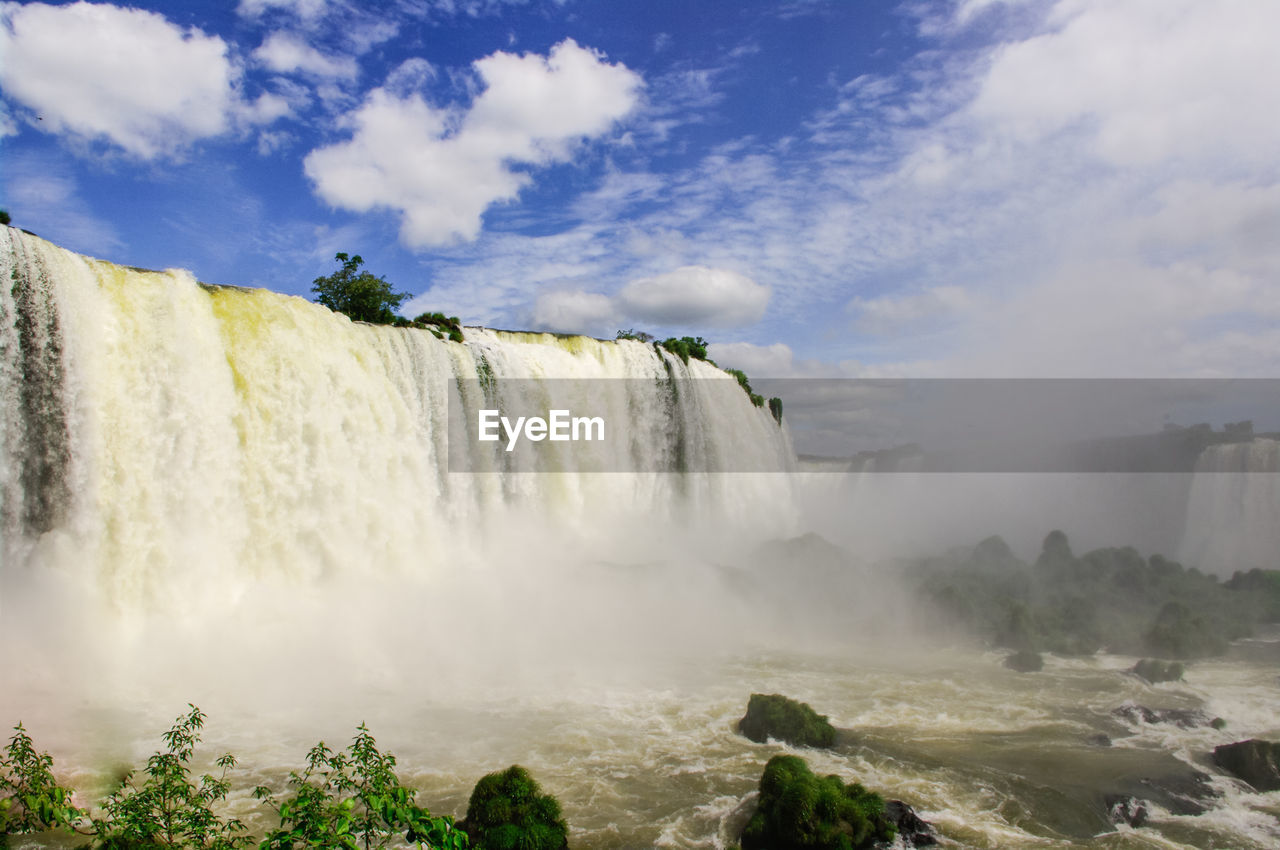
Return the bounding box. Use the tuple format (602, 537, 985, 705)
(967, 0, 1280, 170)
(530, 290, 620, 334)
(527, 265, 769, 334)
(0, 2, 280, 158)
(303, 39, 642, 247)
(617, 265, 770, 327)
(254, 32, 358, 79)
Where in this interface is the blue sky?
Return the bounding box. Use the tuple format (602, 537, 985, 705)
(2, 0, 1278, 378)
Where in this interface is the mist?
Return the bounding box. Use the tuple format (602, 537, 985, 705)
(4, 227, 1280, 849)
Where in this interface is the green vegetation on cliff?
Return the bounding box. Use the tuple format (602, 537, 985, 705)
(411, 312, 465, 342)
(312, 253, 409, 325)
(657, 336, 712, 365)
(919, 530, 1280, 659)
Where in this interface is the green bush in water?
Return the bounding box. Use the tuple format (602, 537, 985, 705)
(741, 755, 894, 850)
(738, 694, 836, 748)
(463, 765, 568, 850)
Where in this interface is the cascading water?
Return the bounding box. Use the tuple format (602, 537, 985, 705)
(0, 226, 802, 714)
(0, 227, 795, 610)
(1180, 439, 1280, 573)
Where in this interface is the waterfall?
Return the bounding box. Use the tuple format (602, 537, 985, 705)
(0, 227, 796, 628)
(1180, 439, 1280, 573)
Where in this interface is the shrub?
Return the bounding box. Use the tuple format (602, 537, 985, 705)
(0, 210, 10, 226)
(93, 705, 251, 849)
(658, 336, 711, 365)
(412, 313, 464, 342)
(738, 694, 836, 748)
(725, 369, 765, 408)
(257, 724, 466, 850)
(768, 397, 783, 424)
(740, 755, 894, 850)
(1, 710, 466, 850)
(462, 765, 567, 850)
(615, 329, 653, 342)
(0, 722, 83, 844)
(312, 253, 409, 325)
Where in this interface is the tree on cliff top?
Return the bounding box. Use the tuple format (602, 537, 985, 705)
(312, 253, 409, 325)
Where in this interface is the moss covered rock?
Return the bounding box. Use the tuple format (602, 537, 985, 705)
(738, 694, 836, 748)
(740, 755, 896, 850)
(1003, 649, 1044, 672)
(462, 765, 569, 850)
(1130, 658, 1184, 683)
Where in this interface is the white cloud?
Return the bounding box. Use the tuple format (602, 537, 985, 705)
(968, 0, 1280, 169)
(254, 32, 358, 79)
(304, 39, 642, 247)
(384, 58, 438, 96)
(0, 2, 278, 159)
(522, 265, 769, 335)
(707, 342, 799, 377)
(237, 0, 331, 22)
(530, 290, 619, 334)
(707, 341, 909, 379)
(849, 286, 972, 334)
(617, 265, 770, 328)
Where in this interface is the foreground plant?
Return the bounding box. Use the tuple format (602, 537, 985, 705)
(4, 707, 466, 850)
(92, 705, 251, 849)
(256, 724, 467, 850)
(0, 722, 83, 847)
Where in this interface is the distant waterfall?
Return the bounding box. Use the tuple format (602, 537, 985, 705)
(1180, 439, 1280, 573)
(0, 227, 795, 615)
